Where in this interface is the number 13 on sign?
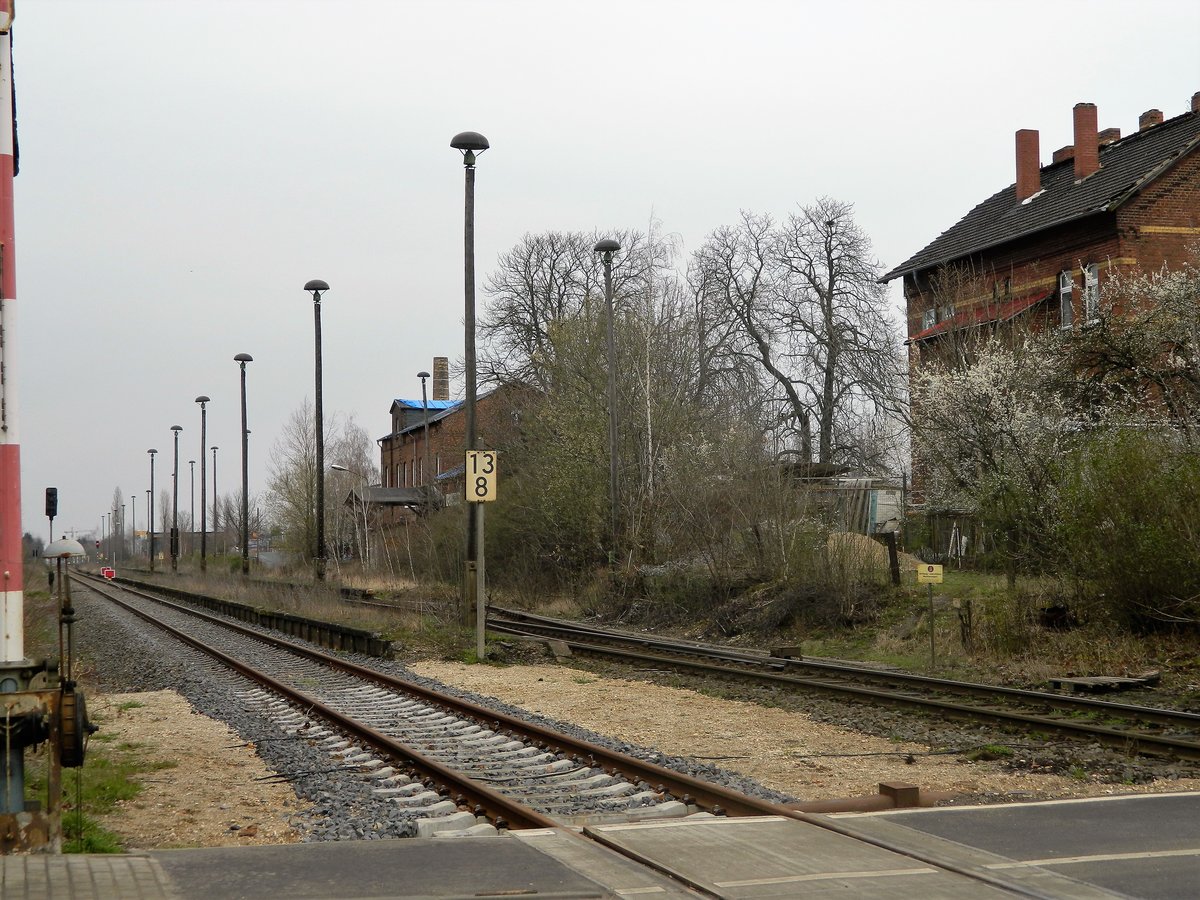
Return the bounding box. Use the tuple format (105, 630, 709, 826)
(465, 450, 498, 502)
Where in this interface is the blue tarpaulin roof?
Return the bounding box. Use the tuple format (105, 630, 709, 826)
(391, 398, 459, 410)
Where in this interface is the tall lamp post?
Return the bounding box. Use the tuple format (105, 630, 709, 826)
(121, 503, 126, 562)
(417, 370, 432, 502)
(170, 425, 183, 572)
(595, 238, 621, 561)
(130, 493, 136, 561)
(196, 396, 210, 571)
(235, 354, 253, 576)
(188, 460, 195, 556)
(303, 280, 330, 581)
(451, 129, 489, 647)
(211, 445, 219, 555)
(147, 450, 158, 572)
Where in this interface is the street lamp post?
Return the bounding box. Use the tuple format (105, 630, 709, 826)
(451, 129, 489, 649)
(170, 425, 183, 572)
(121, 503, 126, 563)
(147, 450, 157, 572)
(235, 354, 253, 576)
(188, 459, 195, 556)
(211, 445, 219, 555)
(304, 280, 330, 582)
(594, 238, 621, 561)
(130, 493, 136, 560)
(417, 370, 432, 504)
(196, 396, 210, 571)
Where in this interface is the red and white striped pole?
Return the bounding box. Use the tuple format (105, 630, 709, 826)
(0, 2, 21, 665)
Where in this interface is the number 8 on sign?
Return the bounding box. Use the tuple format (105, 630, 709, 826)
(465, 450, 498, 502)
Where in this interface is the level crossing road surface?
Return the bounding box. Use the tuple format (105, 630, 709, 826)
(837, 791, 1200, 899)
(1, 792, 1196, 898)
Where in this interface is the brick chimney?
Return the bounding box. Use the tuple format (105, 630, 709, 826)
(1139, 109, 1163, 130)
(1193, 91, 1200, 113)
(1052, 145, 1074, 164)
(1015, 129, 1040, 201)
(432, 356, 450, 401)
(1098, 127, 1120, 146)
(1073, 102, 1099, 180)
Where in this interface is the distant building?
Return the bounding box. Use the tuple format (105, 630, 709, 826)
(376, 366, 532, 524)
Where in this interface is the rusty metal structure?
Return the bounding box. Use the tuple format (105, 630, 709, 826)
(1, 540, 95, 852)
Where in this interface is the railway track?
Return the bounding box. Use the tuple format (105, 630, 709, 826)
(487, 606, 1200, 762)
(72, 573, 825, 830)
(71, 573, 1149, 897)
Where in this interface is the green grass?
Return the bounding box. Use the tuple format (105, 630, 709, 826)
(24, 719, 177, 853)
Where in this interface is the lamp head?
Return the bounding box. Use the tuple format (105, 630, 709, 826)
(594, 238, 620, 256)
(148, 448, 157, 456)
(171, 425, 183, 433)
(195, 395, 210, 404)
(451, 131, 489, 167)
(418, 371, 430, 380)
(234, 353, 253, 364)
(304, 279, 330, 299)
(330, 464, 349, 472)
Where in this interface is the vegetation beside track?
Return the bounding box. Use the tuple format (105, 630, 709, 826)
(21, 563, 175, 852)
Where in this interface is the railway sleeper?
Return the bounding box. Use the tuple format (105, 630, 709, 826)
(578, 782, 641, 799)
(589, 790, 664, 810)
(414, 811, 485, 838)
(456, 755, 570, 775)
(371, 782, 429, 798)
(367, 768, 411, 783)
(389, 724, 482, 740)
(387, 790, 446, 808)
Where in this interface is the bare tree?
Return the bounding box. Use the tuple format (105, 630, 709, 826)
(694, 200, 900, 470)
(479, 228, 665, 389)
(266, 400, 376, 567)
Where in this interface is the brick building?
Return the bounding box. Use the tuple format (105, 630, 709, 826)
(377, 380, 531, 523)
(884, 92, 1200, 356)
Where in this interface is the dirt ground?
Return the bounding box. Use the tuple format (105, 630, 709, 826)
(89, 691, 300, 850)
(410, 660, 1200, 803)
(92, 662, 1200, 850)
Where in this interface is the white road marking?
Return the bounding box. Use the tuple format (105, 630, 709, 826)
(716, 866, 937, 887)
(986, 847, 1200, 869)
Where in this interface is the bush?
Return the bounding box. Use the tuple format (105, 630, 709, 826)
(1056, 430, 1200, 629)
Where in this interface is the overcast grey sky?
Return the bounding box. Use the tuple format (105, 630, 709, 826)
(14, 0, 1200, 541)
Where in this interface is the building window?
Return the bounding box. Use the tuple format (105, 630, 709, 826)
(1083, 263, 1099, 323)
(1003, 277, 1011, 300)
(937, 304, 955, 322)
(921, 308, 936, 331)
(1059, 271, 1073, 329)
